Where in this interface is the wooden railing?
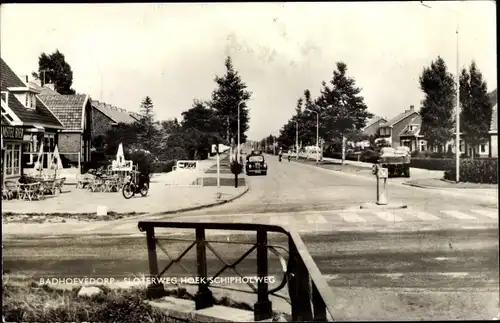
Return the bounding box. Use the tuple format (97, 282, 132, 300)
(138, 220, 336, 322)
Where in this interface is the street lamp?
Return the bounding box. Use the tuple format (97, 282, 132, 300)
(306, 109, 320, 163)
(421, 1, 460, 182)
(237, 101, 245, 164)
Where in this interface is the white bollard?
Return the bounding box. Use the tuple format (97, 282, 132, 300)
(376, 166, 388, 205)
(97, 205, 108, 217)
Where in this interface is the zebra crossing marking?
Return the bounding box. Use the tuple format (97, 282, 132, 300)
(338, 212, 366, 223)
(440, 210, 477, 220)
(269, 215, 291, 226)
(374, 212, 404, 222)
(469, 209, 497, 219)
(410, 211, 440, 221)
(305, 213, 328, 224)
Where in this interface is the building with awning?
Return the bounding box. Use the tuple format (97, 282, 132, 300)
(1, 57, 64, 183)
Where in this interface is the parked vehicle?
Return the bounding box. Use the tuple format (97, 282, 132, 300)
(373, 147, 411, 178)
(122, 171, 150, 199)
(246, 153, 268, 176)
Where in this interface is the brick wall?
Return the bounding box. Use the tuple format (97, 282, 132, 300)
(391, 113, 419, 147)
(92, 107, 114, 139)
(58, 133, 81, 162)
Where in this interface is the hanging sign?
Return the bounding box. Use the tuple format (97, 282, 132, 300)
(1, 126, 23, 140)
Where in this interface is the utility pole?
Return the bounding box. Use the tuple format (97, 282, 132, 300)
(296, 120, 299, 160)
(455, 25, 460, 182)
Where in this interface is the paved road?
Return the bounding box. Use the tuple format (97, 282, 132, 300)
(4, 152, 499, 320)
(3, 229, 498, 320)
(73, 152, 498, 235)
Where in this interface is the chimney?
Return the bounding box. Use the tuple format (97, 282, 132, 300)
(409, 105, 414, 111)
(44, 83, 55, 91)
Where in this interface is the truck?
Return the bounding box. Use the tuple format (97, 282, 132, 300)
(371, 146, 411, 178)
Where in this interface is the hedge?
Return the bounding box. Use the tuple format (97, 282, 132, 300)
(152, 160, 175, 173)
(444, 158, 498, 184)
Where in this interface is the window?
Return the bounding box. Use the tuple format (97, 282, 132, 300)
(31, 94, 37, 108)
(480, 144, 487, 153)
(4, 143, 21, 177)
(459, 139, 465, 153)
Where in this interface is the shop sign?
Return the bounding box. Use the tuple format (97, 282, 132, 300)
(1, 126, 24, 140)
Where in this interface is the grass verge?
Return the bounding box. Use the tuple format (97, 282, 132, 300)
(3, 274, 290, 322)
(2, 211, 146, 224)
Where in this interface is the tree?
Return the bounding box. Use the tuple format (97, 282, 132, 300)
(209, 56, 252, 145)
(181, 99, 221, 133)
(316, 62, 372, 162)
(32, 50, 76, 94)
(459, 61, 493, 157)
(137, 96, 160, 153)
(419, 56, 456, 152)
(181, 100, 224, 159)
(161, 118, 181, 134)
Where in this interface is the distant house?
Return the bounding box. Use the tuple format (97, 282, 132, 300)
(38, 94, 93, 168)
(399, 114, 426, 152)
(376, 105, 420, 149)
(445, 89, 497, 157)
(488, 89, 497, 158)
(91, 100, 139, 139)
(1, 58, 64, 183)
(362, 116, 387, 137)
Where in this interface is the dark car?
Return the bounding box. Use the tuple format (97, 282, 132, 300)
(245, 153, 267, 176)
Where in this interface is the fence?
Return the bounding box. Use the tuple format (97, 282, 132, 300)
(138, 220, 336, 322)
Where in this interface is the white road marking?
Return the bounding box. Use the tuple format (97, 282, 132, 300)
(438, 272, 469, 278)
(305, 213, 328, 224)
(269, 215, 290, 226)
(338, 212, 366, 223)
(375, 212, 403, 222)
(440, 210, 477, 220)
(469, 209, 498, 219)
(410, 211, 440, 221)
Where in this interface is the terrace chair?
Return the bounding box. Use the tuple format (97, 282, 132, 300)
(20, 182, 41, 201)
(4, 181, 20, 200)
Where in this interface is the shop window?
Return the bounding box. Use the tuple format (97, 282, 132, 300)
(5, 143, 21, 177)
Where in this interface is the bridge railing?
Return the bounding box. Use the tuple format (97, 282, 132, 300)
(137, 221, 336, 322)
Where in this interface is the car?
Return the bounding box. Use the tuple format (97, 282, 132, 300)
(245, 153, 267, 175)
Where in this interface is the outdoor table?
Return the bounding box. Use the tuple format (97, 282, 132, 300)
(18, 182, 41, 201)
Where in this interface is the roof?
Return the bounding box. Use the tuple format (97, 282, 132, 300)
(39, 94, 89, 131)
(92, 100, 137, 124)
(399, 115, 422, 137)
(379, 108, 418, 128)
(363, 116, 386, 129)
(1, 58, 64, 129)
(28, 81, 60, 96)
(1, 115, 11, 125)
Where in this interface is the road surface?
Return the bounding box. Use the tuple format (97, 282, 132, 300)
(3, 229, 498, 320)
(4, 153, 499, 320)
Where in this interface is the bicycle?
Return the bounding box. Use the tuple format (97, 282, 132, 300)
(122, 171, 150, 199)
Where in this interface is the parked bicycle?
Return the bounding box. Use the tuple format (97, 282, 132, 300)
(122, 170, 150, 199)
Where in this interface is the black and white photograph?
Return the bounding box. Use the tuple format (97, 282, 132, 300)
(1, 2, 498, 322)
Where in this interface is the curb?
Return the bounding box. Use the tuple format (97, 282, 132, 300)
(147, 185, 250, 218)
(402, 181, 498, 190)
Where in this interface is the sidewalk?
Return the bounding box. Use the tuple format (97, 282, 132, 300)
(290, 155, 498, 204)
(2, 154, 248, 216)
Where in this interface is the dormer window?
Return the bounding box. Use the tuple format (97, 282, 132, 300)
(24, 92, 37, 109)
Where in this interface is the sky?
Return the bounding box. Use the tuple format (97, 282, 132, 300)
(1, 2, 496, 141)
